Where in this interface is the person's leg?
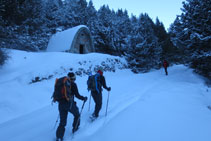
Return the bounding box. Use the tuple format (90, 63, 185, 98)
(165, 68, 168, 75)
(56, 103, 68, 140)
(69, 102, 80, 133)
(166, 68, 168, 75)
(91, 91, 102, 117)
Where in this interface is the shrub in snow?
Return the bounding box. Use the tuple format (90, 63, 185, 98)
(0, 48, 8, 66)
(29, 57, 127, 84)
(191, 56, 211, 85)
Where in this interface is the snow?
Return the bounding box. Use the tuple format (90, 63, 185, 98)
(47, 25, 88, 52)
(0, 49, 211, 141)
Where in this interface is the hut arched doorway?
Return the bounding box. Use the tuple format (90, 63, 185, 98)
(80, 44, 84, 54)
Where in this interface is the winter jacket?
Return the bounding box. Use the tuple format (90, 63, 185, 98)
(58, 78, 85, 102)
(163, 61, 169, 68)
(70, 81, 86, 101)
(97, 75, 109, 92)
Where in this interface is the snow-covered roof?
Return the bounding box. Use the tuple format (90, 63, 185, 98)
(46, 25, 88, 52)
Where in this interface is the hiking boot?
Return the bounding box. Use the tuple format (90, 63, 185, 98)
(92, 113, 98, 118)
(90, 113, 98, 121)
(72, 127, 79, 133)
(56, 138, 63, 141)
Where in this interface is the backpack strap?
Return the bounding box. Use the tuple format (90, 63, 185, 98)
(54, 78, 58, 86)
(63, 77, 70, 101)
(95, 74, 100, 93)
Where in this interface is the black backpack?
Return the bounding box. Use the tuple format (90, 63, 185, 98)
(87, 74, 101, 92)
(52, 77, 69, 101)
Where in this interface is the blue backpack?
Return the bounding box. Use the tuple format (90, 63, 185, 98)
(87, 73, 101, 93)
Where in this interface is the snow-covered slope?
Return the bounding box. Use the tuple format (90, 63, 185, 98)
(0, 49, 211, 141)
(0, 49, 127, 124)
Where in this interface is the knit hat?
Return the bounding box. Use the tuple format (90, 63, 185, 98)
(68, 72, 76, 80)
(97, 69, 103, 75)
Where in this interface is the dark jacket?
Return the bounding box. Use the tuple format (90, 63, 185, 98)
(163, 60, 169, 68)
(98, 74, 109, 92)
(59, 78, 85, 102)
(70, 81, 85, 101)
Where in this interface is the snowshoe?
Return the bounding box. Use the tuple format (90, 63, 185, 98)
(56, 138, 63, 141)
(89, 115, 98, 122)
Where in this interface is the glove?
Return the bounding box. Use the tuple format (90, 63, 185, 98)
(83, 96, 88, 102)
(107, 87, 111, 91)
(52, 98, 56, 103)
(51, 99, 55, 105)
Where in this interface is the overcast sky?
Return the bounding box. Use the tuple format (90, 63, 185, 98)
(87, 0, 185, 30)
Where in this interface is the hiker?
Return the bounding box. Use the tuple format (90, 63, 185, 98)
(52, 72, 87, 141)
(88, 69, 111, 119)
(163, 60, 169, 75)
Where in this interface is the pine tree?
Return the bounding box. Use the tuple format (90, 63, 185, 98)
(95, 5, 115, 54)
(170, 0, 211, 55)
(127, 13, 161, 72)
(153, 18, 176, 62)
(62, 0, 77, 28)
(113, 9, 131, 55)
(44, 0, 64, 33)
(71, 0, 88, 26)
(169, 0, 211, 82)
(87, 0, 97, 34)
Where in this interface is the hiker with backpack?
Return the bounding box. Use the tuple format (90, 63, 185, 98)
(163, 60, 169, 75)
(52, 72, 87, 141)
(87, 69, 111, 119)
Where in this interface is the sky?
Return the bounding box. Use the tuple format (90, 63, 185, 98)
(0, 49, 211, 141)
(87, 0, 185, 30)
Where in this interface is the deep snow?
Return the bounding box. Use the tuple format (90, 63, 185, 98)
(0, 49, 211, 141)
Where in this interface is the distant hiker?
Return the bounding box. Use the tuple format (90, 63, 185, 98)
(163, 60, 169, 75)
(87, 69, 111, 119)
(52, 72, 87, 141)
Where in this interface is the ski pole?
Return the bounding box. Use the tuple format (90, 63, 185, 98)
(80, 100, 86, 115)
(73, 100, 86, 134)
(105, 91, 110, 116)
(88, 92, 91, 111)
(53, 114, 59, 129)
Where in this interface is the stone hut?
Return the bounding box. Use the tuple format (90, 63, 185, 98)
(46, 25, 94, 54)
